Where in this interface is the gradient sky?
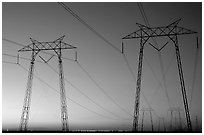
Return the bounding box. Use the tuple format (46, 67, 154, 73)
(2, 2, 202, 131)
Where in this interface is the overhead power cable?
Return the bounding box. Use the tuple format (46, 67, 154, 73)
(149, 53, 176, 102)
(137, 2, 171, 107)
(58, 2, 121, 53)
(3, 53, 44, 63)
(122, 53, 159, 118)
(3, 38, 133, 119)
(3, 9, 156, 119)
(189, 36, 200, 109)
(76, 61, 134, 118)
(18, 63, 131, 122)
(2, 61, 18, 65)
(3, 38, 76, 62)
(45, 62, 131, 120)
(57, 2, 158, 118)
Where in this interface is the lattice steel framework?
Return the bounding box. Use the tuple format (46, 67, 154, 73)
(158, 117, 165, 132)
(168, 107, 183, 131)
(140, 108, 154, 132)
(122, 19, 197, 132)
(18, 36, 76, 131)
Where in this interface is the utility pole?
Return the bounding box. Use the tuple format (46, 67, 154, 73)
(122, 19, 197, 132)
(18, 36, 76, 131)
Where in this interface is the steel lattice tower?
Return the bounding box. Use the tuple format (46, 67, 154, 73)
(122, 19, 197, 132)
(18, 36, 76, 131)
(168, 107, 183, 131)
(140, 108, 154, 132)
(158, 117, 165, 132)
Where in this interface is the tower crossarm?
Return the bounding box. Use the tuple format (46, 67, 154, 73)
(18, 36, 77, 52)
(122, 23, 197, 40)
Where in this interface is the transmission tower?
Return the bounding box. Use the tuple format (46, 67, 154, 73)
(140, 108, 154, 131)
(168, 107, 183, 131)
(158, 117, 165, 132)
(122, 19, 197, 132)
(18, 36, 76, 131)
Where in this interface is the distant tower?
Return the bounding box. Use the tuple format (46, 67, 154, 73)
(140, 108, 154, 132)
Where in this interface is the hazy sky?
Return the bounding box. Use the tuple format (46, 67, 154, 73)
(2, 2, 202, 131)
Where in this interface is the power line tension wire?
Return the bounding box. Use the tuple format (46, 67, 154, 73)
(3, 61, 133, 128)
(58, 2, 121, 53)
(14, 62, 131, 123)
(2, 38, 76, 62)
(58, 2, 158, 117)
(137, 2, 171, 107)
(3, 38, 132, 120)
(45, 62, 131, 120)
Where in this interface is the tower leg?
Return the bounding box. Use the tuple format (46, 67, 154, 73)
(132, 36, 149, 131)
(58, 57, 69, 131)
(19, 51, 37, 131)
(170, 35, 192, 132)
(141, 110, 145, 131)
(150, 111, 154, 132)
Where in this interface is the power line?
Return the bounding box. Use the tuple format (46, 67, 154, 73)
(3, 4, 155, 119)
(76, 61, 134, 118)
(122, 53, 159, 118)
(137, 2, 171, 107)
(2, 38, 27, 47)
(123, 18, 197, 132)
(18, 63, 131, 122)
(3, 38, 76, 62)
(3, 53, 44, 63)
(58, 1, 168, 120)
(3, 38, 133, 120)
(45, 62, 131, 120)
(58, 2, 121, 53)
(189, 37, 200, 108)
(149, 53, 176, 103)
(2, 61, 18, 65)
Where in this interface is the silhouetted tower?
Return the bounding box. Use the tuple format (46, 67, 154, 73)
(122, 19, 197, 132)
(174, 116, 178, 130)
(158, 117, 165, 132)
(18, 36, 76, 131)
(140, 108, 154, 131)
(168, 107, 183, 131)
(177, 107, 183, 130)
